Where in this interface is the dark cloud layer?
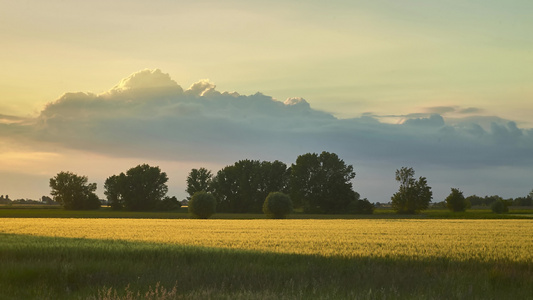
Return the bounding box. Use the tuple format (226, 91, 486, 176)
(2, 69, 532, 200)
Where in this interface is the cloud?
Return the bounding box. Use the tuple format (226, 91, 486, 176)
(402, 114, 445, 128)
(424, 106, 457, 115)
(3, 68, 532, 167)
(458, 107, 483, 114)
(0, 114, 28, 125)
(107, 68, 183, 95)
(2, 69, 533, 200)
(423, 106, 483, 115)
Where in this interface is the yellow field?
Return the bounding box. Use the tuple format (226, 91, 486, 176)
(1, 218, 532, 263)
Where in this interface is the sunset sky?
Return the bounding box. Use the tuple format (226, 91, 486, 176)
(1, 0, 532, 202)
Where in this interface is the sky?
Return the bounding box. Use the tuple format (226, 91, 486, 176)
(1, 0, 532, 203)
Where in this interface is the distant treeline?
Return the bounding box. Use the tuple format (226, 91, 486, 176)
(7, 151, 532, 216)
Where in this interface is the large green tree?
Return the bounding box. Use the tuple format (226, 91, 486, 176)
(186, 168, 213, 198)
(211, 160, 290, 213)
(290, 151, 356, 213)
(391, 167, 432, 214)
(49, 171, 100, 210)
(104, 174, 126, 210)
(104, 164, 169, 211)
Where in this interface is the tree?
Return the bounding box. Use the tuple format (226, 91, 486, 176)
(465, 195, 485, 207)
(188, 191, 216, 219)
(263, 192, 292, 219)
(290, 151, 356, 213)
(445, 188, 468, 212)
(491, 199, 509, 214)
(391, 167, 432, 214)
(104, 174, 125, 210)
(211, 160, 290, 213)
(348, 197, 375, 214)
(156, 196, 181, 211)
(513, 196, 532, 206)
(186, 168, 213, 198)
(49, 171, 100, 210)
(104, 164, 169, 211)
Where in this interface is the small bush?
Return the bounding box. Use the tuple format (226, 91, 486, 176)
(491, 199, 509, 214)
(188, 191, 216, 219)
(263, 192, 292, 219)
(348, 198, 374, 214)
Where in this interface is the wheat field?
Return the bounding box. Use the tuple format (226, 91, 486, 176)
(2, 218, 532, 263)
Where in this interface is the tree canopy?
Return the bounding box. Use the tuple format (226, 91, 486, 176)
(290, 151, 356, 213)
(104, 164, 169, 211)
(391, 167, 432, 214)
(186, 168, 213, 198)
(49, 171, 100, 210)
(445, 188, 468, 212)
(210, 159, 290, 213)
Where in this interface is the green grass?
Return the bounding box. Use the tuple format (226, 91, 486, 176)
(1, 205, 532, 219)
(1, 233, 532, 300)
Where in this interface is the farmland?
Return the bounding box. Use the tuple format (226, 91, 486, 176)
(1, 217, 533, 299)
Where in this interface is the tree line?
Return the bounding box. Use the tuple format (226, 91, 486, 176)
(47, 151, 533, 216)
(185, 152, 373, 215)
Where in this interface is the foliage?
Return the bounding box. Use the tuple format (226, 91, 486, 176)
(104, 164, 169, 211)
(0, 195, 11, 204)
(445, 188, 469, 212)
(513, 196, 533, 206)
(466, 195, 509, 207)
(49, 171, 100, 210)
(155, 196, 181, 211)
(104, 174, 124, 210)
(211, 160, 289, 213)
(348, 197, 374, 214)
(262, 192, 292, 219)
(491, 199, 509, 214)
(290, 151, 356, 213)
(186, 168, 213, 198)
(391, 167, 432, 214)
(188, 191, 216, 219)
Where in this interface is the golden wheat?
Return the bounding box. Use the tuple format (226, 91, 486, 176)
(1, 218, 531, 262)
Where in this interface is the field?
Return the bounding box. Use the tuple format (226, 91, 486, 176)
(1, 217, 533, 299)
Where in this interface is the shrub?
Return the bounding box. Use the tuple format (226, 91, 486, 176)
(263, 192, 292, 219)
(188, 191, 216, 219)
(348, 198, 374, 214)
(445, 188, 468, 212)
(491, 199, 509, 214)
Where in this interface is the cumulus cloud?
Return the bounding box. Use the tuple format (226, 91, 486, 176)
(2, 69, 533, 200)
(107, 69, 183, 94)
(3, 68, 532, 167)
